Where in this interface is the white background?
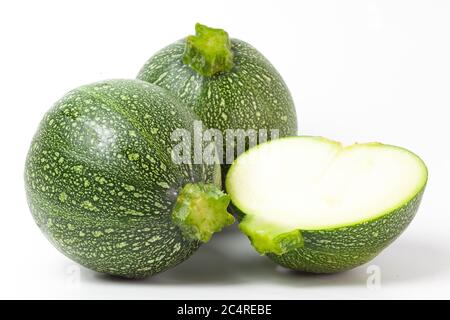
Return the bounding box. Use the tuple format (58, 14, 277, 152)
(1, 0, 449, 299)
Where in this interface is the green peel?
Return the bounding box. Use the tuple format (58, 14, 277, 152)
(183, 23, 234, 77)
(239, 216, 304, 255)
(172, 183, 234, 243)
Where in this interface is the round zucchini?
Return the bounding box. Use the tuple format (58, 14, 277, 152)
(137, 23, 298, 181)
(25, 79, 234, 278)
(226, 136, 427, 273)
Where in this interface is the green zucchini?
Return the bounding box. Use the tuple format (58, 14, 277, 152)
(137, 23, 298, 181)
(226, 136, 427, 273)
(24, 79, 234, 278)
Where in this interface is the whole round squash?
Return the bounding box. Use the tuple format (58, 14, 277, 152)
(24, 79, 233, 278)
(137, 24, 298, 180)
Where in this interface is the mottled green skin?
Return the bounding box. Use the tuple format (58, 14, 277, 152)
(267, 190, 425, 273)
(137, 39, 298, 179)
(24, 79, 220, 278)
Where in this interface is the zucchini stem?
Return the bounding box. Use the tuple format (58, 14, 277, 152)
(239, 216, 304, 255)
(172, 183, 234, 243)
(183, 23, 234, 77)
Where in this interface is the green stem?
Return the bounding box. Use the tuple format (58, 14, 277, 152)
(183, 23, 234, 77)
(172, 183, 234, 243)
(239, 216, 304, 255)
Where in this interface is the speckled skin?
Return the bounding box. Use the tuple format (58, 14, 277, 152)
(137, 39, 298, 176)
(24, 79, 221, 278)
(268, 191, 425, 273)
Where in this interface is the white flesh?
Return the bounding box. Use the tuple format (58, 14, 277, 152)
(226, 137, 427, 230)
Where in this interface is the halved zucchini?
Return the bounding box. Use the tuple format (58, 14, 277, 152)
(226, 136, 427, 273)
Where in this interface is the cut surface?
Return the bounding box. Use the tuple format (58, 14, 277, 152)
(227, 137, 428, 233)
